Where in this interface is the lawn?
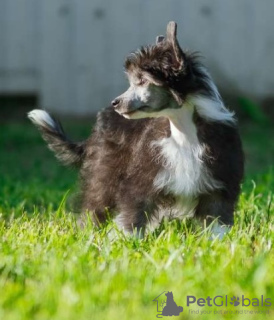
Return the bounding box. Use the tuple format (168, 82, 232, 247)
(0, 117, 273, 320)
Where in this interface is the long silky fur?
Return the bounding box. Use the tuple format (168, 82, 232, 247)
(28, 110, 85, 166)
(28, 22, 244, 238)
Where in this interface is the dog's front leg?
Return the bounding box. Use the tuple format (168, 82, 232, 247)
(195, 192, 234, 239)
(114, 204, 151, 238)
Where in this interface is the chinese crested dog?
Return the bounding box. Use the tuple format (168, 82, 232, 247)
(28, 21, 244, 238)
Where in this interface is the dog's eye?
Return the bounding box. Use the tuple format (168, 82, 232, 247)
(138, 78, 148, 86)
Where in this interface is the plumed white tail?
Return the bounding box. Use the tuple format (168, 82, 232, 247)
(28, 109, 85, 166)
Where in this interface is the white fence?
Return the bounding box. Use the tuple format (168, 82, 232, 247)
(1, 0, 274, 114)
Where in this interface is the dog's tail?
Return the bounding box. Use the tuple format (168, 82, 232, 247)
(28, 109, 85, 167)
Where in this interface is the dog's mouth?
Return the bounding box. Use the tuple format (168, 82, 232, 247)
(120, 110, 136, 116)
(120, 106, 151, 116)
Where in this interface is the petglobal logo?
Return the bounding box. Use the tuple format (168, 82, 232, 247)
(187, 294, 272, 316)
(187, 295, 272, 307)
(153, 291, 272, 318)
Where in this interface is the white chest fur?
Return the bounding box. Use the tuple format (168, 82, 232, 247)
(152, 105, 221, 198)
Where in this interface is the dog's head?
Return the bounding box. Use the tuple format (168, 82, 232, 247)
(165, 291, 174, 298)
(112, 21, 198, 120)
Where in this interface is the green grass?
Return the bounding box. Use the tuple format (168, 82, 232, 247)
(0, 119, 273, 320)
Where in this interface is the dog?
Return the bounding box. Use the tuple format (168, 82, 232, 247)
(28, 21, 244, 238)
(162, 292, 183, 317)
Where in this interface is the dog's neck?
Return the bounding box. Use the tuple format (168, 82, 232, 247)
(161, 104, 199, 146)
(152, 102, 209, 197)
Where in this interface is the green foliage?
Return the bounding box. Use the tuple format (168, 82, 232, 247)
(238, 97, 269, 125)
(0, 120, 273, 320)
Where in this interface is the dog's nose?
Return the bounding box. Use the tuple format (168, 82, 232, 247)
(111, 98, 120, 108)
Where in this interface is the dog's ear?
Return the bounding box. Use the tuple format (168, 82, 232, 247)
(166, 21, 184, 70)
(156, 35, 165, 44)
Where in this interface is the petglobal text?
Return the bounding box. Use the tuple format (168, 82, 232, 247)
(187, 295, 271, 307)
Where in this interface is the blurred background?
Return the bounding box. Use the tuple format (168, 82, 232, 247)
(0, 1, 273, 213)
(0, 0, 274, 118)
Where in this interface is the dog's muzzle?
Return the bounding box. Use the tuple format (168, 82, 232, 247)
(112, 98, 139, 116)
(111, 98, 120, 108)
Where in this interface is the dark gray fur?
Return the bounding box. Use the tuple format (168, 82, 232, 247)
(29, 114, 86, 167)
(29, 22, 244, 233)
